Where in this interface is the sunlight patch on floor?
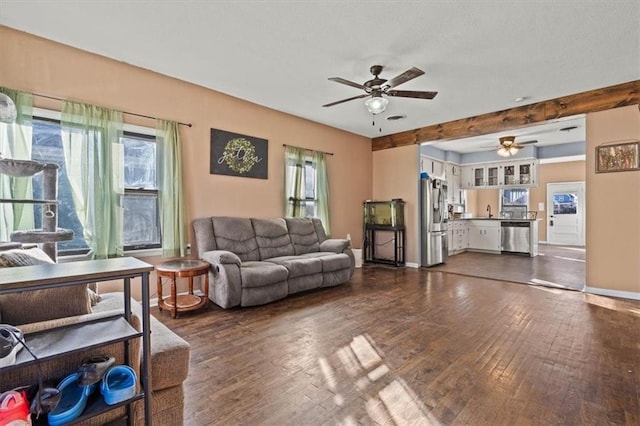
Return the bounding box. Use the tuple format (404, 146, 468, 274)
(529, 278, 568, 288)
(529, 285, 563, 295)
(379, 379, 434, 425)
(322, 334, 438, 425)
(553, 256, 585, 263)
(585, 293, 640, 316)
(560, 246, 586, 252)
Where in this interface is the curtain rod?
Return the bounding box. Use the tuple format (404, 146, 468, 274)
(282, 144, 334, 156)
(31, 92, 193, 128)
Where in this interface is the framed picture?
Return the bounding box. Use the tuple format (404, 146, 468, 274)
(596, 140, 640, 173)
(210, 129, 268, 179)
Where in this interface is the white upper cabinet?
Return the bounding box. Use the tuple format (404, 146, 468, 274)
(501, 160, 538, 186)
(486, 163, 501, 187)
(463, 159, 538, 189)
(445, 163, 463, 204)
(421, 156, 445, 179)
(461, 165, 487, 189)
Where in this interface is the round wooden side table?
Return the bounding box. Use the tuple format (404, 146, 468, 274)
(155, 259, 210, 318)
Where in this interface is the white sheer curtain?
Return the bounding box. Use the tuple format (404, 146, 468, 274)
(312, 151, 331, 235)
(284, 146, 307, 217)
(157, 119, 186, 257)
(0, 88, 34, 241)
(61, 101, 123, 258)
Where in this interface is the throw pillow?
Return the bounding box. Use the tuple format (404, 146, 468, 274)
(0, 247, 92, 326)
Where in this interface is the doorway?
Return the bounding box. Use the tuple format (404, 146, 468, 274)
(547, 182, 585, 246)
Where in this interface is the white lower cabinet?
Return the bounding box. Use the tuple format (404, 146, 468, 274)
(448, 220, 468, 254)
(467, 220, 501, 252)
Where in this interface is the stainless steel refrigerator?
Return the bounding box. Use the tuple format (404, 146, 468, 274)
(420, 176, 448, 267)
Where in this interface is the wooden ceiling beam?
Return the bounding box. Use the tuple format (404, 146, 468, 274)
(372, 80, 640, 151)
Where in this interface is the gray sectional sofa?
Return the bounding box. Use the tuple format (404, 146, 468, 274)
(193, 217, 355, 308)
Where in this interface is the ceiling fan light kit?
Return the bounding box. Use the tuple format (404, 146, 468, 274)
(365, 95, 388, 114)
(497, 146, 518, 157)
(497, 135, 525, 157)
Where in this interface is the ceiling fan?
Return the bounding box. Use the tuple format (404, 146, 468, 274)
(322, 65, 438, 114)
(491, 136, 538, 157)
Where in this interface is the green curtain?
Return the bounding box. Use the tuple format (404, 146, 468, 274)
(157, 119, 186, 257)
(0, 87, 34, 240)
(313, 151, 331, 235)
(61, 101, 123, 259)
(284, 146, 306, 217)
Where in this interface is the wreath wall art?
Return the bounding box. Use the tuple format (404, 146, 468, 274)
(210, 129, 268, 179)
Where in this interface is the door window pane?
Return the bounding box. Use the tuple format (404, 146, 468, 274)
(553, 193, 577, 214)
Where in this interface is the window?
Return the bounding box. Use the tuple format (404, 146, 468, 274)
(122, 132, 161, 250)
(28, 114, 160, 255)
(303, 159, 317, 217)
(500, 187, 529, 219)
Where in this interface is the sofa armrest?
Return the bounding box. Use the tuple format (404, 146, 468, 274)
(320, 238, 350, 253)
(201, 250, 241, 274)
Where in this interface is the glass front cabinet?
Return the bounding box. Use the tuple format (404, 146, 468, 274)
(501, 161, 537, 186)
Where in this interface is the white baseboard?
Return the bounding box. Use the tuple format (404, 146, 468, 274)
(584, 286, 640, 301)
(406, 262, 419, 269)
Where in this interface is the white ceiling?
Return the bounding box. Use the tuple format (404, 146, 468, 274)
(0, 1, 638, 139)
(425, 115, 586, 154)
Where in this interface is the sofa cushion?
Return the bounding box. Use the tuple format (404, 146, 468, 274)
(285, 218, 321, 255)
(319, 239, 350, 253)
(299, 252, 352, 272)
(252, 218, 295, 259)
(211, 217, 260, 261)
(0, 247, 91, 325)
(312, 218, 328, 242)
(241, 282, 288, 307)
(265, 255, 322, 278)
(96, 293, 191, 392)
(240, 261, 289, 288)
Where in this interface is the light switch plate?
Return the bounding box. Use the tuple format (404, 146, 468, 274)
(538, 202, 545, 211)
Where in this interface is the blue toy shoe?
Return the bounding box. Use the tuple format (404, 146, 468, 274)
(100, 365, 137, 405)
(47, 373, 95, 426)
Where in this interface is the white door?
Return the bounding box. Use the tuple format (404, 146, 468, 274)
(547, 182, 585, 245)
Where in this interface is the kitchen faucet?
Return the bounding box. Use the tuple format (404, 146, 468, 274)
(487, 204, 493, 218)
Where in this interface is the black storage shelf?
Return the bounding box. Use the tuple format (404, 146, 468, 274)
(5, 316, 141, 372)
(31, 393, 145, 425)
(0, 257, 153, 426)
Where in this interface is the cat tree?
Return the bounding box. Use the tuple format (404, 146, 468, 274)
(0, 158, 73, 261)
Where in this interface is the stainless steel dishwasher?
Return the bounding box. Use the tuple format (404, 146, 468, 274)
(501, 221, 530, 254)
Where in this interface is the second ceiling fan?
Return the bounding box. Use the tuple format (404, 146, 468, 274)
(492, 136, 538, 157)
(323, 65, 438, 114)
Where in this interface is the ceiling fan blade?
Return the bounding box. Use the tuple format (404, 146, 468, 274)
(516, 139, 538, 146)
(328, 77, 366, 90)
(322, 94, 367, 107)
(387, 89, 438, 99)
(385, 67, 425, 88)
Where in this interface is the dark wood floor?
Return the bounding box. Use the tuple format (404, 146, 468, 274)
(429, 244, 586, 291)
(154, 268, 640, 425)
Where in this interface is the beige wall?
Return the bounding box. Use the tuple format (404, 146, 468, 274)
(372, 145, 419, 264)
(530, 161, 585, 241)
(585, 106, 640, 295)
(0, 26, 372, 251)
